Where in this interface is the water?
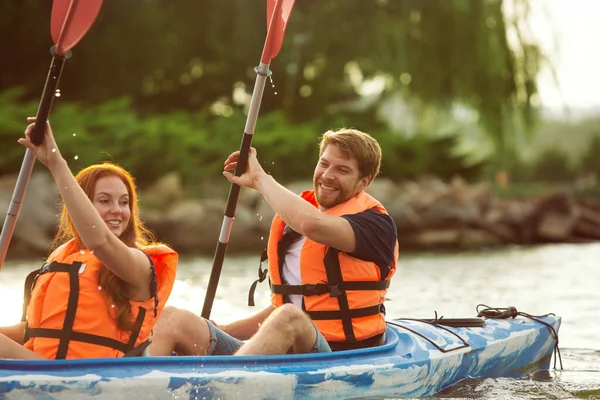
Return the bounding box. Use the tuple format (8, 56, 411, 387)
(1, 242, 599, 399)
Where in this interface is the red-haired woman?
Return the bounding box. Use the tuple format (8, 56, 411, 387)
(0, 118, 178, 359)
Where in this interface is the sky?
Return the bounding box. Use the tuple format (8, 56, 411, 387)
(529, 0, 600, 111)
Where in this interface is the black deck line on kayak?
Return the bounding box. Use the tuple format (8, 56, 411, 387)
(476, 304, 563, 370)
(386, 320, 470, 353)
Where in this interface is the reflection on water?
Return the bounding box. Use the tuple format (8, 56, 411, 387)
(1, 242, 599, 399)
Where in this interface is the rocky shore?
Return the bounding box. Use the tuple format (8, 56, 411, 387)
(1, 172, 599, 260)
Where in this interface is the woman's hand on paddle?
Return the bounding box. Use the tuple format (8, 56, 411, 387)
(223, 147, 267, 190)
(19, 117, 63, 168)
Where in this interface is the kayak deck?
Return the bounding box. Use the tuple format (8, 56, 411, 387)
(0, 315, 561, 399)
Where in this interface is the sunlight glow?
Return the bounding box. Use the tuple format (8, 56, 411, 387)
(529, 0, 600, 110)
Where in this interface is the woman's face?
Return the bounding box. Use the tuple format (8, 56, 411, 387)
(92, 175, 131, 238)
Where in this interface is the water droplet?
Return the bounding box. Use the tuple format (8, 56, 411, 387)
(260, 236, 264, 240)
(272, 161, 275, 164)
(92, 225, 96, 229)
(51, 148, 57, 153)
(80, 250, 85, 255)
(54, 89, 61, 97)
(98, 285, 102, 291)
(90, 249, 94, 254)
(74, 155, 79, 160)
(274, 92, 278, 95)
(111, 304, 115, 308)
(72, 133, 76, 137)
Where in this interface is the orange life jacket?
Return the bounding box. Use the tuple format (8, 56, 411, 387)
(268, 190, 398, 344)
(23, 239, 178, 359)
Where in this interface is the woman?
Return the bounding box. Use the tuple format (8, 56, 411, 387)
(0, 118, 178, 359)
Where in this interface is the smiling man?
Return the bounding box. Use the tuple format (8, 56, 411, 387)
(151, 128, 398, 357)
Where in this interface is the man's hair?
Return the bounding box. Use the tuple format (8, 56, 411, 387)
(319, 128, 382, 184)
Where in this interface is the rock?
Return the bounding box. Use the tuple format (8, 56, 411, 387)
(141, 172, 184, 210)
(536, 211, 579, 241)
(0, 172, 59, 258)
(365, 178, 400, 206)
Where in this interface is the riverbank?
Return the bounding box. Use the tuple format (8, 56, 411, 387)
(1, 171, 599, 259)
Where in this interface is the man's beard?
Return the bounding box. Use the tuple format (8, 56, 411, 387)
(314, 180, 353, 209)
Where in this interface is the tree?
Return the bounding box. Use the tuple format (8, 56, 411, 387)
(1, 0, 545, 164)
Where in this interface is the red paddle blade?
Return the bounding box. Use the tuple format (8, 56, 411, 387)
(51, 0, 103, 56)
(260, 0, 296, 64)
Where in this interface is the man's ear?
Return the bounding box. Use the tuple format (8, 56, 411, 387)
(359, 175, 371, 191)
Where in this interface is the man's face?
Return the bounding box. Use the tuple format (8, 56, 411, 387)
(313, 144, 369, 210)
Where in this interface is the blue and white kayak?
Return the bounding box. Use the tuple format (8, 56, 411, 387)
(0, 314, 561, 399)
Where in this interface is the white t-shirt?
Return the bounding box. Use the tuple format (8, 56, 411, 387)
(281, 235, 307, 308)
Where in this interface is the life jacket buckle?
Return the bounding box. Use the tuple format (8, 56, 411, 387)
(304, 284, 318, 296)
(329, 284, 342, 297)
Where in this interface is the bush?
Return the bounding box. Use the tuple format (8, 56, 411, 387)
(0, 89, 487, 195)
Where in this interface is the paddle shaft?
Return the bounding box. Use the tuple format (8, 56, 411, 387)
(201, 62, 271, 319)
(0, 48, 68, 269)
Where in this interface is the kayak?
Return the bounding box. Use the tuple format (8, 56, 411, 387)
(0, 312, 561, 399)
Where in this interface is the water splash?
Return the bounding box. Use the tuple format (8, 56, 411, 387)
(269, 75, 277, 95)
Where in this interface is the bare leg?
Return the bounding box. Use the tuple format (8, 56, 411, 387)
(149, 306, 212, 356)
(0, 334, 45, 359)
(235, 304, 317, 356)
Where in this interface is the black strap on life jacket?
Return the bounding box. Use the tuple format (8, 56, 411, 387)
(247, 249, 269, 307)
(22, 261, 149, 359)
(315, 247, 387, 343)
(270, 280, 390, 297)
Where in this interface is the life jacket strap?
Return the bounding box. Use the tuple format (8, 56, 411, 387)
(271, 280, 390, 297)
(25, 307, 148, 358)
(247, 249, 269, 306)
(306, 304, 384, 321)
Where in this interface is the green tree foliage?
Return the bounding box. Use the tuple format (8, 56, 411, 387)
(579, 135, 600, 177)
(0, 91, 483, 187)
(529, 149, 574, 183)
(1, 0, 542, 152)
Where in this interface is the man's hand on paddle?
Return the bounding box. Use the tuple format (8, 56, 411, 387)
(223, 147, 267, 190)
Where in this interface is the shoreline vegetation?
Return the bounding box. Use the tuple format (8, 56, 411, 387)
(2, 171, 599, 262)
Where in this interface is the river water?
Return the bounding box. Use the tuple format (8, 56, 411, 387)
(1, 242, 599, 399)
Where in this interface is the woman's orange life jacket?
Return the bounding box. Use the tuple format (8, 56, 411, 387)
(268, 190, 398, 344)
(23, 239, 178, 359)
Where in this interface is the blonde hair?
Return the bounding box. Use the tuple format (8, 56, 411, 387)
(319, 128, 382, 184)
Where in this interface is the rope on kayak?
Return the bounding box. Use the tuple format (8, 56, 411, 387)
(476, 304, 563, 370)
(386, 314, 471, 353)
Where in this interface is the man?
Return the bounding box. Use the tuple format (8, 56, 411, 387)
(150, 128, 398, 356)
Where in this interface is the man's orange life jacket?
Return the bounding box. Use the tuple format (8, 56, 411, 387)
(268, 190, 398, 344)
(23, 239, 178, 359)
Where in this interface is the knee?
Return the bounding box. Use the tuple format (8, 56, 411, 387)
(155, 306, 191, 338)
(270, 304, 309, 331)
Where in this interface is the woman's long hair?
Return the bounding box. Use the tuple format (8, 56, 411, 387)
(53, 162, 156, 331)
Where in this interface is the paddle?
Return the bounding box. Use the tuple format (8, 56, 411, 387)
(0, 0, 103, 269)
(201, 0, 296, 319)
